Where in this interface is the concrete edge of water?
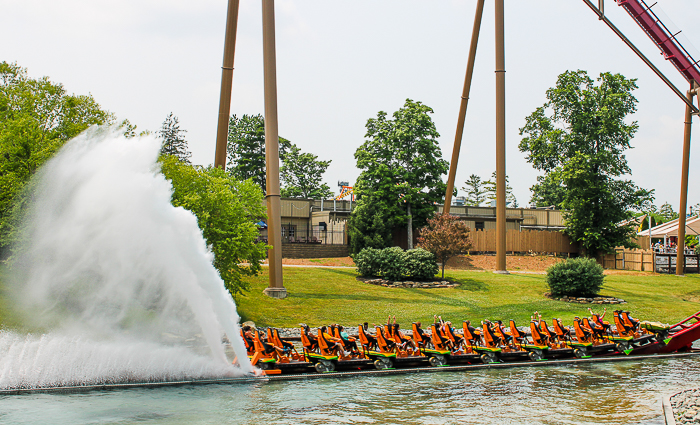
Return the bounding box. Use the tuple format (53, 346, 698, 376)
(2, 351, 698, 396)
(662, 392, 677, 425)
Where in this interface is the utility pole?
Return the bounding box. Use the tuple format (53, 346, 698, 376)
(261, 0, 286, 298)
(676, 82, 698, 276)
(214, 0, 240, 169)
(443, 0, 485, 214)
(494, 0, 508, 274)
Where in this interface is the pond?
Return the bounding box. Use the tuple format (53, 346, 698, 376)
(2, 356, 698, 424)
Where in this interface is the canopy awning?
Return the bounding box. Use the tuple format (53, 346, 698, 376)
(638, 216, 700, 237)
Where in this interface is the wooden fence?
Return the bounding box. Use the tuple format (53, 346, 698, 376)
(469, 229, 578, 255)
(600, 248, 655, 272)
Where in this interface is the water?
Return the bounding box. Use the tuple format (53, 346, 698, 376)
(0, 127, 251, 389)
(1, 357, 698, 424)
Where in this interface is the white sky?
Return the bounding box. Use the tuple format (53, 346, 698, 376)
(1, 0, 699, 211)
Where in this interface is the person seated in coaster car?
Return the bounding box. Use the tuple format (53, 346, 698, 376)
(267, 327, 294, 355)
(375, 325, 397, 353)
(435, 315, 466, 350)
(573, 317, 593, 344)
(462, 320, 483, 347)
(358, 322, 378, 351)
(583, 316, 606, 341)
(481, 320, 503, 349)
(507, 319, 527, 349)
(412, 322, 432, 348)
(241, 325, 255, 355)
(337, 325, 360, 354)
(392, 323, 419, 353)
(300, 324, 319, 353)
(493, 320, 513, 346)
(252, 329, 285, 360)
(532, 312, 556, 345)
(588, 307, 611, 334)
(320, 326, 350, 356)
(621, 311, 644, 333)
(529, 320, 549, 347)
(553, 318, 572, 342)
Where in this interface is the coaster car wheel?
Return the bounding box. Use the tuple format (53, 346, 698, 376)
(528, 351, 543, 362)
(573, 348, 587, 358)
(480, 352, 498, 364)
(428, 355, 446, 367)
(615, 342, 631, 353)
(373, 358, 393, 370)
(655, 331, 669, 344)
(257, 361, 271, 370)
(314, 359, 335, 373)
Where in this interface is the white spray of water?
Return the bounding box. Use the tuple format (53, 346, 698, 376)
(0, 127, 254, 389)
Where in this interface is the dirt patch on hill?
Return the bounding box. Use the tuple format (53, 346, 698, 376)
(446, 254, 565, 272)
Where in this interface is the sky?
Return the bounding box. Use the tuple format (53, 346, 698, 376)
(1, 0, 699, 211)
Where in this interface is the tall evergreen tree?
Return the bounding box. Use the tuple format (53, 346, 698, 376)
(226, 114, 291, 194)
(461, 174, 486, 206)
(157, 112, 191, 163)
(483, 171, 517, 207)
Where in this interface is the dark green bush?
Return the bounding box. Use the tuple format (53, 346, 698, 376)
(378, 247, 406, 281)
(546, 257, 604, 297)
(355, 247, 438, 281)
(353, 247, 382, 277)
(404, 248, 438, 280)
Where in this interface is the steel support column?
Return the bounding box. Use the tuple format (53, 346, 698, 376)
(494, 0, 508, 274)
(444, 0, 485, 214)
(261, 0, 286, 298)
(214, 0, 240, 169)
(676, 83, 696, 276)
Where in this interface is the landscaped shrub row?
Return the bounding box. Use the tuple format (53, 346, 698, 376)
(546, 257, 604, 297)
(354, 247, 438, 281)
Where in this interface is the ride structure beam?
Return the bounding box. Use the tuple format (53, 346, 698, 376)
(214, 0, 241, 169)
(494, 0, 508, 274)
(261, 0, 286, 298)
(582, 0, 699, 114)
(676, 82, 697, 276)
(443, 0, 485, 214)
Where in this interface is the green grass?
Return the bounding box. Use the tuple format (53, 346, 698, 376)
(235, 268, 700, 328)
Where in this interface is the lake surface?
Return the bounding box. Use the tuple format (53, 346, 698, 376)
(2, 356, 699, 424)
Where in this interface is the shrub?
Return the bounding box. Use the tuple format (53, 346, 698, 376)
(378, 247, 406, 281)
(404, 248, 438, 280)
(546, 257, 604, 297)
(353, 247, 382, 277)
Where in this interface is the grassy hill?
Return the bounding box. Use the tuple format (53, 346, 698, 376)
(235, 267, 700, 328)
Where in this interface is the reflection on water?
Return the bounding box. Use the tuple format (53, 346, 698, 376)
(1, 357, 699, 425)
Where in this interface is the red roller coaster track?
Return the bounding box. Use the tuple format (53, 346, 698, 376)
(616, 0, 700, 84)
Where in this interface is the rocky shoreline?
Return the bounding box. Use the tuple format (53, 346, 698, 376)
(671, 388, 700, 424)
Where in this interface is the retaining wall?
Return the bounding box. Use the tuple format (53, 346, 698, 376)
(281, 243, 349, 259)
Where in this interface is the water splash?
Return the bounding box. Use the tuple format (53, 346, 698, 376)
(1, 126, 253, 389)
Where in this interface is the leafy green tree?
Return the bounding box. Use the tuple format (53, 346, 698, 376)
(0, 62, 112, 256)
(160, 155, 267, 298)
(483, 171, 518, 207)
(349, 99, 448, 253)
(157, 112, 191, 163)
(659, 202, 679, 221)
(529, 174, 566, 208)
(461, 174, 486, 206)
(226, 114, 291, 194)
(519, 70, 652, 257)
(280, 144, 332, 199)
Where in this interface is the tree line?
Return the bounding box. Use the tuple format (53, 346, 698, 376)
(1, 61, 687, 297)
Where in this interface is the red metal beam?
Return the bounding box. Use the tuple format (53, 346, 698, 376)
(616, 0, 700, 84)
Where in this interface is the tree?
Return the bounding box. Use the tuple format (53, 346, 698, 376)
(160, 156, 267, 298)
(0, 62, 112, 256)
(349, 99, 448, 253)
(157, 112, 191, 163)
(226, 114, 291, 194)
(280, 144, 332, 199)
(659, 202, 679, 221)
(529, 174, 566, 208)
(417, 213, 472, 278)
(519, 70, 653, 257)
(461, 174, 486, 206)
(483, 171, 518, 207)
